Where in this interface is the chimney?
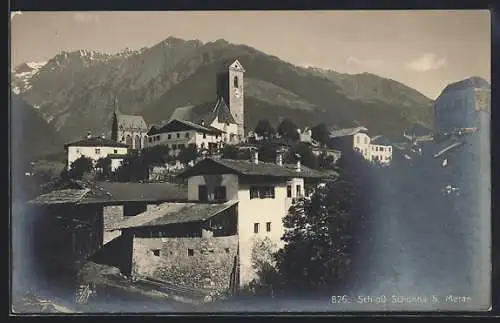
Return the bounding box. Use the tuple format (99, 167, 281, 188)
(276, 149, 283, 166)
(295, 153, 301, 172)
(101, 133, 106, 139)
(250, 148, 259, 164)
(86, 131, 92, 139)
(201, 120, 205, 126)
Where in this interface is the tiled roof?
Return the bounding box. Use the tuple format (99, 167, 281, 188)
(107, 200, 238, 230)
(371, 135, 392, 146)
(148, 119, 224, 136)
(329, 126, 368, 138)
(209, 97, 237, 124)
(65, 137, 129, 148)
(178, 157, 334, 179)
(116, 113, 148, 131)
(29, 182, 188, 205)
(29, 189, 92, 205)
(80, 181, 188, 204)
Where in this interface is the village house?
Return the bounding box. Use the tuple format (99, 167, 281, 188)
(105, 150, 332, 295)
(64, 134, 129, 171)
(329, 126, 371, 160)
(146, 119, 225, 156)
(111, 99, 149, 150)
(27, 181, 188, 280)
(369, 135, 393, 165)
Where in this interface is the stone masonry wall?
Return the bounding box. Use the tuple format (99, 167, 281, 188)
(132, 235, 238, 295)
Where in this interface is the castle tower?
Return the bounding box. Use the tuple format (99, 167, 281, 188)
(216, 59, 245, 139)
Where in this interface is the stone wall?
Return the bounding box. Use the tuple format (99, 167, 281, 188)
(131, 235, 239, 295)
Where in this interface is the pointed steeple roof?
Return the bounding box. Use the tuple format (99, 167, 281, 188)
(113, 96, 121, 115)
(211, 96, 236, 124)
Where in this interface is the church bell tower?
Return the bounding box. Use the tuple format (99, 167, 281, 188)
(216, 59, 245, 139)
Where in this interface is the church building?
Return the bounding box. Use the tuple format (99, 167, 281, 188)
(163, 59, 246, 146)
(111, 98, 149, 150)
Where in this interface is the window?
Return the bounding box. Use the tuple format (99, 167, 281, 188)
(188, 249, 194, 256)
(214, 186, 227, 201)
(296, 185, 302, 197)
(225, 248, 230, 253)
(95, 148, 101, 154)
(364, 137, 368, 144)
(172, 144, 177, 150)
(148, 138, 153, 143)
(287, 185, 292, 198)
(234, 76, 239, 88)
(185, 132, 190, 138)
(198, 185, 208, 201)
(178, 144, 185, 149)
(356, 136, 360, 144)
(152, 249, 160, 257)
(203, 133, 207, 139)
(266, 222, 271, 232)
(168, 134, 172, 139)
(254, 223, 260, 233)
(114, 149, 118, 154)
(156, 135, 160, 141)
(250, 186, 275, 199)
(176, 133, 180, 138)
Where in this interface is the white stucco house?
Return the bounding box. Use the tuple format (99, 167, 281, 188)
(370, 135, 393, 165)
(176, 150, 331, 287)
(146, 119, 226, 156)
(64, 134, 129, 171)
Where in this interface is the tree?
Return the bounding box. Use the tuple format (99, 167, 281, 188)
(177, 145, 199, 166)
(311, 123, 331, 146)
(254, 119, 275, 140)
(258, 143, 279, 163)
(275, 150, 377, 295)
(221, 145, 240, 159)
(95, 157, 112, 180)
(277, 118, 300, 142)
(286, 143, 318, 169)
(114, 151, 149, 182)
(68, 156, 94, 180)
(142, 145, 171, 167)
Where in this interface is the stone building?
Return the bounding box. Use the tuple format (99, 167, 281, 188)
(105, 151, 331, 294)
(27, 181, 188, 282)
(434, 77, 491, 135)
(111, 99, 149, 150)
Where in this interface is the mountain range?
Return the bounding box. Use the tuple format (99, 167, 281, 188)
(11, 37, 436, 158)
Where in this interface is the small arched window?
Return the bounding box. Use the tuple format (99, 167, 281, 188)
(233, 76, 239, 88)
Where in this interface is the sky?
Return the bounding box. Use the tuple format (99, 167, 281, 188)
(10, 10, 491, 99)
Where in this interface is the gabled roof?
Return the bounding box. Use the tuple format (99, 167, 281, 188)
(329, 126, 368, 139)
(371, 135, 392, 146)
(107, 200, 238, 230)
(65, 137, 129, 149)
(147, 119, 224, 136)
(29, 182, 188, 205)
(208, 97, 237, 125)
(177, 157, 333, 179)
(115, 109, 148, 131)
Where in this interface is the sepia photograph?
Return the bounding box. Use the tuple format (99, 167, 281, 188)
(10, 10, 491, 313)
